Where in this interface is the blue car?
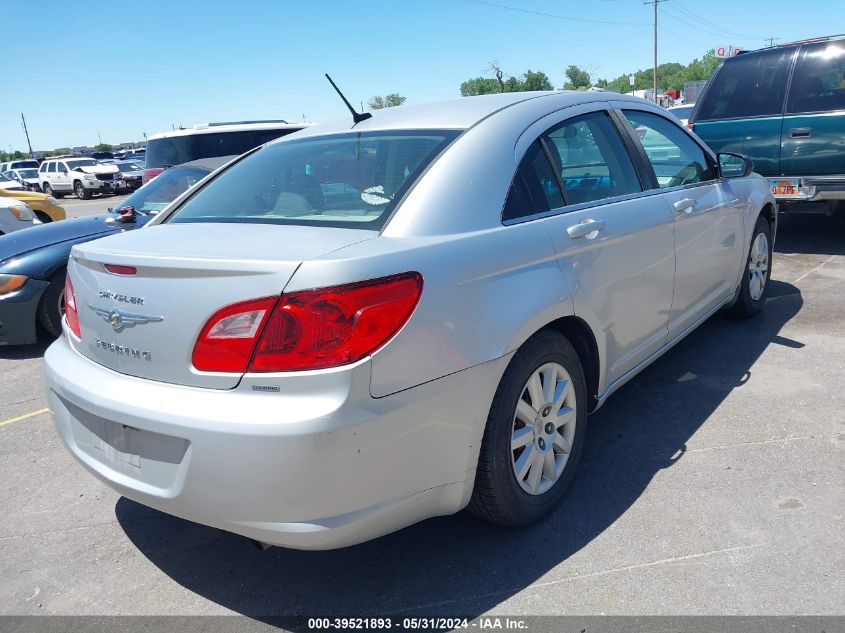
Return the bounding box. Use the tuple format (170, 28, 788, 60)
(0, 157, 229, 345)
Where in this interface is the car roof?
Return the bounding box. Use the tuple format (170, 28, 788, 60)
(280, 91, 647, 141)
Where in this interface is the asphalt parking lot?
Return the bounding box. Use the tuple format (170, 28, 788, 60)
(0, 215, 843, 617)
(60, 193, 130, 219)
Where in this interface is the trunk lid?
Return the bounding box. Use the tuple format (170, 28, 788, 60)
(68, 223, 375, 388)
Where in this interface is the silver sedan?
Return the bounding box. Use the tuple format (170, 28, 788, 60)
(44, 91, 776, 549)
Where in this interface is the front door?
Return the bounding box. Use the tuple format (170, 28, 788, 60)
(620, 108, 744, 341)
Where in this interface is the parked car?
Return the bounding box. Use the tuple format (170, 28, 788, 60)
(44, 92, 775, 550)
(0, 188, 66, 223)
(691, 35, 845, 214)
(0, 158, 230, 346)
(4, 167, 42, 191)
(38, 157, 120, 200)
(666, 103, 694, 127)
(0, 198, 39, 235)
(112, 161, 144, 193)
(0, 174, 25, 191)
(143, 120, 307, 183)
(0, 159, 39, 174)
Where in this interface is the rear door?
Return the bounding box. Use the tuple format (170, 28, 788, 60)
(54, 162, 71, 191)
(620, 107, 744, 341)
(781, 40, 845, 176)
(515, 107, 676, 385)
(692, 47, 795, 177)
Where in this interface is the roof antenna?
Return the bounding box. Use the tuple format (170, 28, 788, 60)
(325, 74, 372, 124)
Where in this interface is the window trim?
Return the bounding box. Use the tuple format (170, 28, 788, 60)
(501, 106, 648, 226)
(615, 106, 720, 193)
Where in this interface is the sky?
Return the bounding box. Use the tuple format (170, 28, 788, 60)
(2, 0, 841, 151)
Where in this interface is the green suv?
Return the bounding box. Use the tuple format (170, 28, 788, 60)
(691, 36, 845, 214)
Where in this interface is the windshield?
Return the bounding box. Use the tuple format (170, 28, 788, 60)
(66, 159, 99, 169)
(16, 169, 38, 178)
(121, 166, 209, 215)
(169, 130, 460, 230)
(145, 128, 300, 169)
(668, 106, 693, 120)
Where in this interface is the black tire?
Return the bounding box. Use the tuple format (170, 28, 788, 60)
(37, 269, 66, 338)
(732, 215, 772, 318)
(34, 211, 52, 224)
(43, 182, 54, 197)
(469, 330, 588, 526)
(74, 181, 92, 200)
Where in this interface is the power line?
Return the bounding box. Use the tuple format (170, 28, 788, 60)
(468, 0, 650, 27)
(670, 0, 766, 41)
(660, 4, 758, 42)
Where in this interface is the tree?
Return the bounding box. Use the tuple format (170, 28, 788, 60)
(460, 77, 502, 96)
(521, 70, 553, 92)
(368, 93, 407, 110)
(95, 142, 113, 152)
(563, 65, 592, 91)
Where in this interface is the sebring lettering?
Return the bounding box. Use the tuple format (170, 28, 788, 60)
(94, 339, 152, 361)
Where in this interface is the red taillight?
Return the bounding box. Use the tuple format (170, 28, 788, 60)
(142, 168, 164, 184)
(64, 275, 81, 338)
(191, 272, 423, 374)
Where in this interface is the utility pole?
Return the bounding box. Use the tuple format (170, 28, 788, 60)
(20, 113, 33, 157)
(764, 36, 779, 47)
(644, 0, 668, 104)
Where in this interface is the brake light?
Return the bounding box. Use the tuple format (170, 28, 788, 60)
(191, 272, 423, 373)
(104, 263, 137, 275)
(64, 275, 81, 338)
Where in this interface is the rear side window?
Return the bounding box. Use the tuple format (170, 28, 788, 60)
(170, 130, 459, 230)
(787, 41, 845, 114)
(623, 110, 715, 187)
(502, 141, 565, 221)
(696, 48, 793, 120)
(543, 111, 641, 205)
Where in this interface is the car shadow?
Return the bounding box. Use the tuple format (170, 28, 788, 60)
(775, 212, 845, 255)
(115, 276, 803, 623)
(0, 337, 51, 360)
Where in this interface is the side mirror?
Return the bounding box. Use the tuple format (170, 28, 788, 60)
(718, 152, 753, 179)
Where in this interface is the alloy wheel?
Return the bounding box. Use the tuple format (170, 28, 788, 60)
(748, 232, 769, 301)
(511, 362, 577, 495)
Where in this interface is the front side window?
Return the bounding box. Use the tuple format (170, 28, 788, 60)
(169, 130, 459, 230)
(623, 110, 715, 188)
(695, 48, 793, 121)
(787, 41, 845, 114)
(543, 111, 641, 205)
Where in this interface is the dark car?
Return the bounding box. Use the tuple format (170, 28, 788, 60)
(690, 35, 845, 214)
(0, 157, 229, 345)
(112, 161, 145, 193)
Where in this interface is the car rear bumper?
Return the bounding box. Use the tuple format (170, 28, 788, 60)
(0, 278, 49, 345)
(43, 334, 506, 549)
(769, 175, 845, 202)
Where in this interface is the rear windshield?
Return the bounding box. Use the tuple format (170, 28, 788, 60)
(168, 130, 460, 231)
(145, 128, 302, 169)
(786, 41, 845, 114)
(11, 160, 38, 169)
(695, 48, 793, 121)
(121, 166, 209, 215)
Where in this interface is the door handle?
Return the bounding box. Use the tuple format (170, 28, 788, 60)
(790, 127, 811, 138)
(674, 198, 697, 214)
(566, 218, 605, 239)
